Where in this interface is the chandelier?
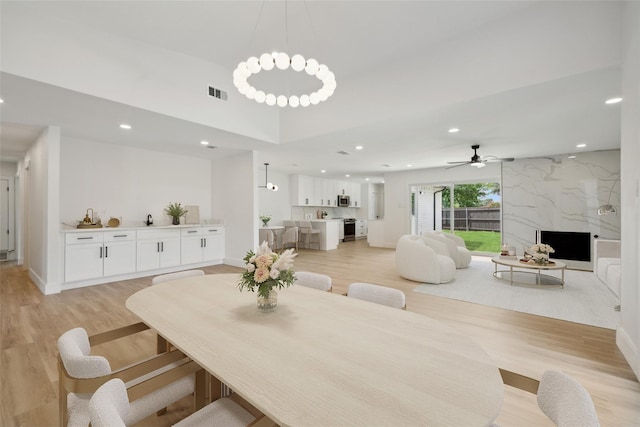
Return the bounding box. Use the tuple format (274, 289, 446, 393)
(232, 1, 336, 108)
(233, 53, 336, 107)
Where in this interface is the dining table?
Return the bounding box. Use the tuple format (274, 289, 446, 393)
(126, 273, 504, 426)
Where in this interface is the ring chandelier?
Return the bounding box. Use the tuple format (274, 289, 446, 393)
(233, 52, 336, 107)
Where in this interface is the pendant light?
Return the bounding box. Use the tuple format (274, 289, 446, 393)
(259, 163, 278, 191)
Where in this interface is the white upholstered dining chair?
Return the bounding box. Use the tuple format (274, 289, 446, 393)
(258, 229, 275, 250)
(89, 378, 256, 427)
(498, 368, 599, 427)
(346, 282, 406, 309)
(295, 271, 332, 292)
(58, 324, 202, 427)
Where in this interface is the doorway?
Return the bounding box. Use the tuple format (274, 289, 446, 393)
(412, 181, 501, 253)
(0, 177, 16, 261)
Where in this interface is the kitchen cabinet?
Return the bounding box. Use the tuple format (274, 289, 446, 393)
(181, 226, 225, 264)
(290, 175, 316, 206)
(136, 228, 181, 272)
(356, 219, 367, 239)
(291, 175, 362, 207)
(64, 231, 136, 282)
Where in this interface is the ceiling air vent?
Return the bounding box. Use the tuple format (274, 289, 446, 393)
(206, 145, 218, 149)
(381, 164, 392, 167)
(208, 85, 228, 101)
(337, 150, 351, 155)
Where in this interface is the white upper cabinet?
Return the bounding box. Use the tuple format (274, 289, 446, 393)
(291, 175, 361, 207)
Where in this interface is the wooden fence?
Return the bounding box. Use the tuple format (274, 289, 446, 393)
(441, 208, 500, 232)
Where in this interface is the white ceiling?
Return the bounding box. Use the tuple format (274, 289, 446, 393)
(0, 1, 623, 181)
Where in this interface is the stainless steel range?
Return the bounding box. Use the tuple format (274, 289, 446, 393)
(343, 218, 356, 242)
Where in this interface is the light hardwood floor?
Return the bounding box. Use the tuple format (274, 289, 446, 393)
(1, 240, 639, 426)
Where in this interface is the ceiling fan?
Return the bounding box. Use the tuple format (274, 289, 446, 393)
(446, 144, 514, 169)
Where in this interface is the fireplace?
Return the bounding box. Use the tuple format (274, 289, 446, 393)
(536, 230, 591, 262)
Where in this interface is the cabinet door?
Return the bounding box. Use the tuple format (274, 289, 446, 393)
(65, 243, 103, 282)
(104, 240, 137, 276)
(159, 237, 181, 268)
(181, 235, 204, 265)
(203, 233, 225, 261)
(137, 240, 161, 272)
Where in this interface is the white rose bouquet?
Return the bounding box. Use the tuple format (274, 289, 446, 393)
(238, 242, 297, 298)
(529, 243, 555, 264)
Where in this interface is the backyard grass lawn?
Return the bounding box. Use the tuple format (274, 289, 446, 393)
(451, 231, 501, 252)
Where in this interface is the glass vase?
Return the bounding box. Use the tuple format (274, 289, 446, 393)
(257, 288, 278, 312)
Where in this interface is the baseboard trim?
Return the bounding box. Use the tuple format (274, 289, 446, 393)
(617, 325, 640, 381)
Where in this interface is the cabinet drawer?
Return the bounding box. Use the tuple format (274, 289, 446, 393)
(65, 232, 104, 245)
(104, 231, 136, 242)
(137, 228, 181, 240)
(203, 226, 225, 236)
(181, 227, 203, 237)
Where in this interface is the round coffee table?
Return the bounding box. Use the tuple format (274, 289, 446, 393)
(491, 256, 566, 287)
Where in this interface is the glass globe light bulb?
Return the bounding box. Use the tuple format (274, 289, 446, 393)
(255, 91, 266, 103)
(259, 53, 274, 71)
(272, 184, 279, 192)
(247, 57, 261, 74)
(277, 95, 288, 107)
(305, 58, 319, 75)
(267, 182, 274, 190)
(275, 52, 290, 70)
(245, 86, 256, 100)
(309, 92, 320, 105)
(291, 54, 305, 72)
(300, 95, 310, 107)
(316, 64, 329, 80)
(265, 94, 276, 106)
(289, 95, 300, 108)
(237, 62, 251, 78)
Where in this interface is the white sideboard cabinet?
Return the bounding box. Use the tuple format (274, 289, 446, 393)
(181, 226, 225, 264)
(64, 230, 137, 282)
(136, 228, 181, 272)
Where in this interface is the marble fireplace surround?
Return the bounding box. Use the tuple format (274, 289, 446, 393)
(502, 149, 620, 270)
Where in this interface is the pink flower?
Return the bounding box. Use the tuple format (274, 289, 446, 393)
(255, 254, 273, 268)
(254, 267, 270, 283)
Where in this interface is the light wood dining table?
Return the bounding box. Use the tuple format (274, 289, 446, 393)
(127, 274, 504, 426)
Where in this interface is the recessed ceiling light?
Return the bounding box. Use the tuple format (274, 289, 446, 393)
(0, 98, 4, 104)
(568, 155, 576, 159)
(448, 128, 460, 133)
(200, 140, 209, 146)
(119, 124, 131, 130)
(355, 145, 363, 150)
(321, 170, 326, 173)
(365, 178, 370, 181)
(345, 174, 350, 178)
(576, 143, 587, 148)
(406, 164, 412, 167)
(605, 97, 623, 105)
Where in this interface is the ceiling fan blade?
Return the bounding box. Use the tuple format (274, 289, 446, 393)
(446, 161, 470, 165)
(445, 162, 469, 170)
(484, 157, 515, 162)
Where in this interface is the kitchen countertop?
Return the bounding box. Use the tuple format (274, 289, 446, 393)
(61, 223, 224, 232)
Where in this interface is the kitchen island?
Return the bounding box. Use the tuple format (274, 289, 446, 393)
(309, 219, 341, 251)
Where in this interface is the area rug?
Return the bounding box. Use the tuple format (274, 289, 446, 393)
(413, 256, 620, 329)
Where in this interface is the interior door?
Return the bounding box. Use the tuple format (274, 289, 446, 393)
(0, 178, 9, 251)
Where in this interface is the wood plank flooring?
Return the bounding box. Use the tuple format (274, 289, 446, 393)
(1, 240, 639, 426)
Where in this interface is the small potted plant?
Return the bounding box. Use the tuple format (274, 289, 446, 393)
(165, 202, 188, 225)
(260, 214, 271, 227)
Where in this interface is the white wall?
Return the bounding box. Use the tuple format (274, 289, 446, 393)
(380, 163, 501, 248)
(59, 138, 212, 227)
(502, 150, 620, 269)
(0, 161, 17, 176)
(618, 0, 640, 380)
(25, 126, 62, 294)
(257, 169, 290, 226)
(211, 151, 257, 267)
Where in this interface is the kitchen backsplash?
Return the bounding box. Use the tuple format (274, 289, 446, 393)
(291, 206, 359, 220)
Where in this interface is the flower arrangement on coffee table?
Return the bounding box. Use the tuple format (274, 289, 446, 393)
(528, 243, 555, 265)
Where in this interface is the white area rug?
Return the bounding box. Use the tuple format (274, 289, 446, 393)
(413, 256, 620, 329)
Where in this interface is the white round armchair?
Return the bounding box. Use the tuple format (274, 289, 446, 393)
(395, 235, 456, 284)
(422, 231, 472, 269)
